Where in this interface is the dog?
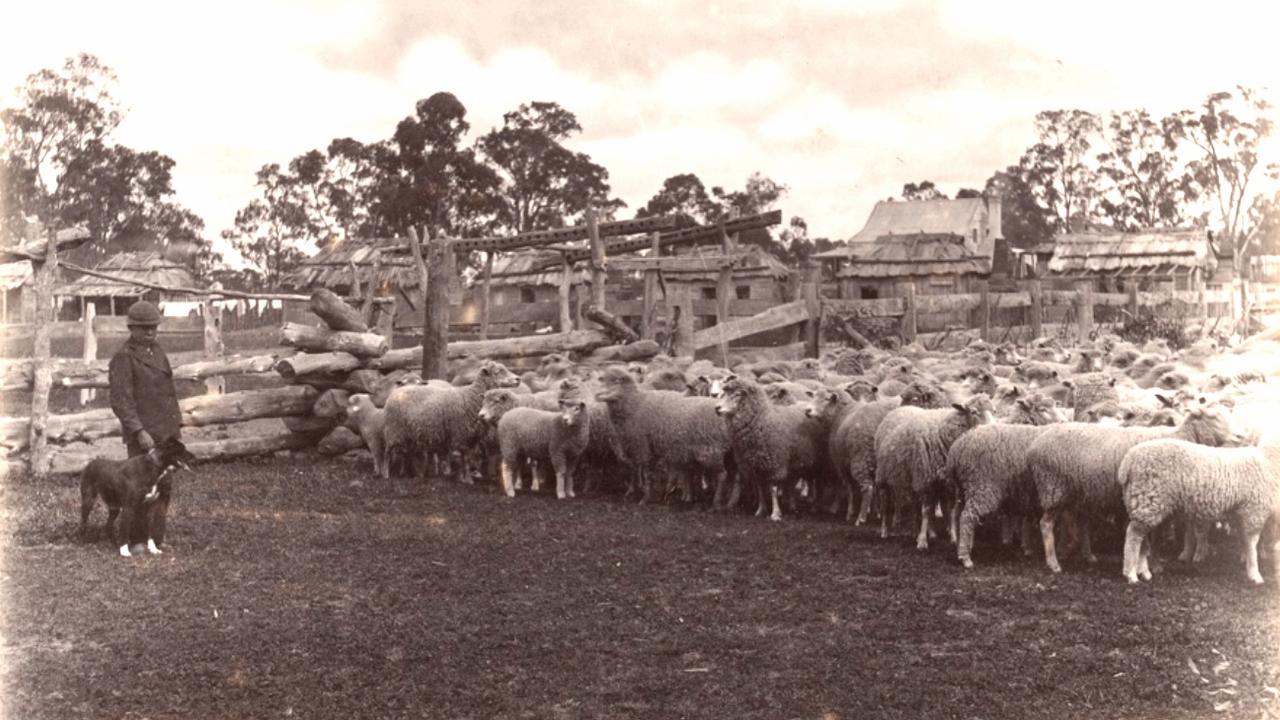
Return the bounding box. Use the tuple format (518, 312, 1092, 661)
(79, 436, 196, 557)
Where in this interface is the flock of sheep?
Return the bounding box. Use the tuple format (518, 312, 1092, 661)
(340, 327, 1280, 587)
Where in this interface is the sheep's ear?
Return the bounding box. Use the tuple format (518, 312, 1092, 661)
(952, 403, 967, 413)
(1050, 370, 1059, 379)
(1108, 377, 1117, 387)
(1156, 394, 1175, 408)
(1016, 398, 1030, 410)
(1061, 379, 1073, 389)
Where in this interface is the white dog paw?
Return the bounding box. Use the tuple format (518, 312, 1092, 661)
(147, 539, 163, 555)
(119, 545, 132, 557)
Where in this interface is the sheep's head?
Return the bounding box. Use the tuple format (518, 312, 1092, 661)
(805, 388, 849, 421)
(994, 384, 1023, 408)
(764, 384, 798, 406)
(625, 362, 647, 383)
(964, 369, 997, 397)
(900, 382, 949, 409)
(686, 375, 712, 397)
(793, 358, 824, 381)
(558, 397, 587, 427)
(346, 393, 376, 420)
(1156, 370, 1191, 391)
(994, 343, 1022, 366)
(478, 389, 517, 423)
(594, 367, 637, 403)
(1108, 348, 1139, 369)
(476, 361, 520, 389)
(1178, 405, 1247, 447)
(1013, 393, 1066, 426)
(843, 378, 878, 402)
(1076, 350, 1104, 373)
(953, 394, 996, 428)
(714, 376, 757, 416)
(708, 373, 737, 399)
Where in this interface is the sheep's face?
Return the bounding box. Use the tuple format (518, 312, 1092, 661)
(1180, 406, 1247, 447)
(345, 394, 375, 421)
(954, 394, 996, 428)
(714, 378, 753, 416)
(594, 369, 635, 403)
(900, 382, 947, 410)
(708, 373, 736, 399)
(843, 379, 877, 402)
(994, 384, 1023, 408)
(1156, 371, 1191, 391)
(559, 399, 587, 427)
(474, 362, 520, 389)
(686, 375, 712, 397)
(1076, 350, 1104, 373)
(478, 389, 516, 424)
(1014, 394, 1065, 426)
(763, 384, 797, 406)
(805, 389, 844, 420)
(964, 370, 997, 396)
(993, 344, 1022, 366)
(625, 363, 647, 382)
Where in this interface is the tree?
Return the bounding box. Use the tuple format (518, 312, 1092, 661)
(1095, 109, 1199, 230)
(985, 169, 1054, 250)
(901, 180, 947, 201)
(1018, 109, 1104, 232)
(477, 101, 623, 233)
(221, 164, 313, 288)
(1248, 187, 1280, 257)
(1174, 88, 1274, 257)
(1, 54, 205, 261)
(636, 173, 718, 227)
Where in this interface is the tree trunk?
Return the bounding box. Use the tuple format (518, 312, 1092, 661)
(310, 288, 369, 332)
(281, 322, 389, 358)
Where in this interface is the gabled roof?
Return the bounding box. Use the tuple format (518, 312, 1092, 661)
(285, 237, 421, 293)
(815, 197, 999, 263)
(836, 233, 991, 278)
(61, 251, 197, 298)
(1047, 229, 1216, 276)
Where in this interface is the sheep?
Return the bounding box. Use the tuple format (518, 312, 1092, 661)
(495, 393, 591, 500)
(715, 376, 816, 521)
(950, 394, 1069, 568)
(593, 367, 731, 506)
(1118, 430, 1280, 584)
(383, 360, 521, 482)
(874, 394, 996, 550)
(835, 381, 951, 524)
(345, 393, 388, 478)
(643, 367, 689, 392)
(1026, 405, 1244, 573)
(1063, 372, 1119, 420)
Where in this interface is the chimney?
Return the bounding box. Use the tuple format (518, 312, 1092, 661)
(985, 191, 1003, 241)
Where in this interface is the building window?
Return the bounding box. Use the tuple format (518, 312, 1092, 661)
(860, 287, 879, 300)
(520, 287, 536, 304)
(736, 285, 751, 299)
(701, 287, 717, 300)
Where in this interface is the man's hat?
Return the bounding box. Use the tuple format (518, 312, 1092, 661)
(126, 300, 162, 327)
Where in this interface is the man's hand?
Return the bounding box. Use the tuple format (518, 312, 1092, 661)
(136, 430, 155, 451)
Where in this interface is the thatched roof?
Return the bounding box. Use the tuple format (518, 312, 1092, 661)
(836, 233, 991, 279)
(486, 244, 791, 287)
(285, 237, 421, 294)
(0, 261, 33, 292)
(60, 252, 197, 298)
(1047, 229, 1216, 277)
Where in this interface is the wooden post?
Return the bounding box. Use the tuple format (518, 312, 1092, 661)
(1027, 279, 1043, 340)
(716, 265, 733, 365)
(1194, 268, 1208, 325)
(900, 281, 917, 344)
(559, 254, 574, 333)
(802, 263, 821, 359)
(423, 234, 451, 380)
(79, 301, 97, 406)
(977, 280, 991, 342)
(588, 206, 607, 311)
(377, 295, 397, 342)
(641, 232, 660, 339)
(202, 296, 225, 396)
(672, 286, 695, 358)
(1127, 284, 1140, 322)
(479, 251, 494, 340)
(29, 230, 57, 477)
(1075, 280, 1094, 344)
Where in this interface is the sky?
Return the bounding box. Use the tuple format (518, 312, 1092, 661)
(2, 0, 1279, 253)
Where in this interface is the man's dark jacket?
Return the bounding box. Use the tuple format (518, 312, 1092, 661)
(108, 339, 182, 443)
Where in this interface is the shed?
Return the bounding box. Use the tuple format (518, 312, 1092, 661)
(1046, 229, 1219, 292)
(0, 261, 33, 323)
(58, 251, 199, 320)
(284, 237, 424, 327)
(815, 196, 1002, 299)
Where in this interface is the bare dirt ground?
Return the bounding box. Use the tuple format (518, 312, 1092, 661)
(1, 455, 1277, 720)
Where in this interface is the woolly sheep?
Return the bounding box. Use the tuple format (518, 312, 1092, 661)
(345, 393, 388, 479)
(836, 381, 951, 524)
(950, 394, 1068, 568)
(873, 394, 995, 550)
(644, 367, 690, 392)
(1026, 405, 1244, 573)
(383, 360, 520, 481)
(496, 395, 591, 500)
(715, 376, 818, 521)
(1118, 431, 1280, 584)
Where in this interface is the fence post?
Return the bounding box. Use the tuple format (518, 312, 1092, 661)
(422, 234, 450, 381)
(900, 281, 917, 344)
(977, 280, 991, 342)
(378, 295, 397, 342)
(1075, 281, 1094, 344)
(803, 263, 821, 359)
(1027, 280, 1043, 340)
(202, 296, 225, 396)
(672, 286, 695, 358)
(29, 230, 57, 478)
(559, 254, 574, 333)
(80, 301, 97, 406)
(640, 233, 661, 339)
(1127, 284, 1139, 321)
(479, 251, 494, 341)
(588, 206, 607, 311)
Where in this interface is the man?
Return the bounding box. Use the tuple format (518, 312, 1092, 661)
(108, 299, 182, 546)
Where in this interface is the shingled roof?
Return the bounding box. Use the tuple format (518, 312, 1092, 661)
(60, 252, 197, 298)
(285, 237, 421, 294)
(1047, 229, 1216, 276)
(836, 233, 991, 278)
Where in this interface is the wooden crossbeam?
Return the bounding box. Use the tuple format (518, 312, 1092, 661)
(436, 215, 677, 254)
